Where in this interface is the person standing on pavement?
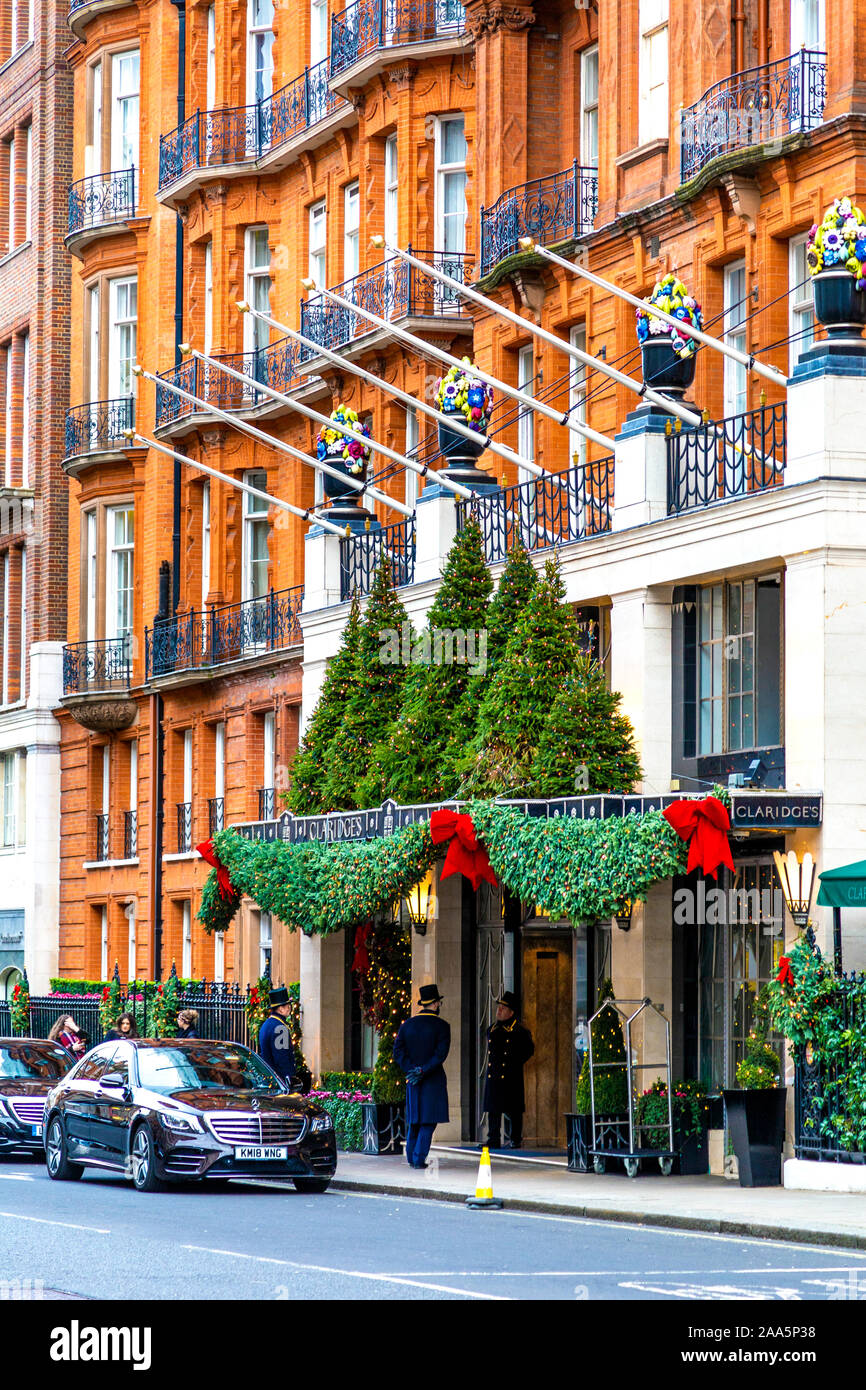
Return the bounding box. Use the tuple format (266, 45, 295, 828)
(176, 1009, 199, 1039)
(393, 984, 450, 1169)
(48, 1015, 85, 1059)
(484, 991, 534, 1150)
(257, 987, 295, 1088)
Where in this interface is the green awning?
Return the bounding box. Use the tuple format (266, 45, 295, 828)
(816, 860, 866, 908)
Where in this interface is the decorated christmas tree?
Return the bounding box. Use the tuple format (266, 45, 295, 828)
(530, 654, 642, 796)
(575, 979, 629, 1116)
(360, 518, 492, 805)
(287, 593, 363, 815)
(323, 556, 412, 810)
(353, 917, 412, 1104)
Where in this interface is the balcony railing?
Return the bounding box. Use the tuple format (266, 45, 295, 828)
(666, 403, 786, 515)
(145, 585, 304, 679)
(340, 517, 416, 600)
(680, 49, 827, 183)
(208, 796, 225, 836)
(63, 637, 132, 695)
(123, 810, 138, 860)
(176, 802, 193, 854)
(158, 57, 348, 191)
(258, 787, 276, 820)
(67, 167, 136, 239)
(65, 397, 135, 461)
(154, 339, 301, 428)
(300, 250, 471, 355)
(95, 814, 110, 863)
(457, 458, 614, 564)
(479, 162, 598, 277)
(331, 0, 466, 78)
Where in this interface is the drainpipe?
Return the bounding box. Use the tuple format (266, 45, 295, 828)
(170, 0, 186, 616)
(150, 561, 172, 981)
(757, 0, 769, 67)
(732, 0, 745, 73)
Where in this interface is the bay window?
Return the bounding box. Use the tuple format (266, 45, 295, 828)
(109, 277, 138, 401)
(80, 502, 136, 652)
(106, 506, 134, 646)
(110, 51, 140, 177)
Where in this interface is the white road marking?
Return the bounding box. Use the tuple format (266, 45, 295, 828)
(0, 1210, 110, 1234)
(619, 1280, 805, 1300)
(0, 1174, 34, 1181)
(180, 1244, 509, 1299)
(378, 1265, 866, 1277)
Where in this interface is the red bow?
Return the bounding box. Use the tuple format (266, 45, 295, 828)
(777, 955, 794, 988)
(662, 796, 734, 880)
(430, 809, 497, 892)
(352, 923, 371, 976)
(196, 839, 234, 900)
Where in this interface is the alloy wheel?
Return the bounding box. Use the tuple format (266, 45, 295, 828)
(131, 1128, 150, 1186)
(46, 1121, 62, 1176)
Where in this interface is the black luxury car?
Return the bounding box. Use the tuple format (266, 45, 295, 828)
(43, 1038, 337, 1193)
(0, 1038, 75, 1155)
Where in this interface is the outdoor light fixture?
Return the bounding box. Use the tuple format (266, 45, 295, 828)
(773, 849, 816, 930)
(614, 900, 633, 932)
(404, 874, 433, 935)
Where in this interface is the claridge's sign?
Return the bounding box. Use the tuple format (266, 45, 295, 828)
(730, 794, 822, 828)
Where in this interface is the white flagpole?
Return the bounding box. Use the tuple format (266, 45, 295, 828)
(131, 363, 414, 519)
(182, 346, 476, 502)
(369, 239, 704, 428)
(518, 237, 789, 389)
(300, 277, 619, 450)
(124, 429, 349, 538)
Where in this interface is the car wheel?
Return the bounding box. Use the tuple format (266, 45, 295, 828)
(130, 1125, 163, 1193)
(292, 1177, 331, 1194)
(45, 1118, 83, 1182)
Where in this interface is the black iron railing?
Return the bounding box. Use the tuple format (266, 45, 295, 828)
(65, 397, 135, 460)
(63, 637, 132, 695)
(479, 162, 598, 276)
(456, 458, 613, 563)
(331, 0, 466, 77)
(95, 814, 110, 863)
(300, 250, 471, 355)
(146, 586, 304, 679)
(340, 517, 416, 599)
(158, 56, 348, 191)
(154, 340, 301, 427)
(258, 787, 276, 820)
(680, 49, 827, 183)
(208, 796, 225, 836)
(795, 974, 866, 1163)
(123, 810, 137, 860)
(67, 167, 136, 238)
(176, 802, 192, 854)
(666, 403, 786, 516)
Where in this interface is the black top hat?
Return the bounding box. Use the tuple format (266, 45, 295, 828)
(498, 990, 519, 1014)
(269, 987, 290, 1009)
(418, 984, 444, 1006)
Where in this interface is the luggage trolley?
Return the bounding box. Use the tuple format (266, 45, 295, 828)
(588, 996, 674, 1178)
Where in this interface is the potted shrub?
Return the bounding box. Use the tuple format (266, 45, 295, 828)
(635, 1079, 710, 1175)
(567, 979, 629, 1172)
(435, 358, 494, 483)
(806, 196, 866, 344)
(723, 1021, 786, 1188)
(316, 404, 372, 516)
(635, 273, 702, 398)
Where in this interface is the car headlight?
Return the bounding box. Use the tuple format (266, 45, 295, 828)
(310, 1114, 333, 1134)
(161, 1111, 201, 1133)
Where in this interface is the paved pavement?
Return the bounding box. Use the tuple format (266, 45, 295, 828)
(0, 1155, 864, 1301)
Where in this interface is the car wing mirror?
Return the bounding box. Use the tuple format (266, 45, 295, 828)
(101, 1074, 126, 1090)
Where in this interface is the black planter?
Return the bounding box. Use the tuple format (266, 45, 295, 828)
(437, 415, 491, 486)
(675, 1127, 709, 1176)
(320, 453, 369, 520)
(723, 1088, 787, 1187)
(812, 268, 866, 347)
(565, 1113, 591, 1172)
(361, 1101, 405, 1156)
(640, 337, 698, 399)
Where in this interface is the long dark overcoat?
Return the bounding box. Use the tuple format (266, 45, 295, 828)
(393, 1013, 450, 1125)
(482, 1019, 535, 1114)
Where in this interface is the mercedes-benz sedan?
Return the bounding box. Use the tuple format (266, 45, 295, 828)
(44, 1038, 337, 1193)
(0, 1038, 75, 1155)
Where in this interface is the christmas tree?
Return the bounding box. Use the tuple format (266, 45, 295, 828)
(575, 979, 629, 1115)
(531, 654, 642, 796)
(287, 593, 363, 815)
(359, 518, 492, 805)
(323, 556, 412, 810)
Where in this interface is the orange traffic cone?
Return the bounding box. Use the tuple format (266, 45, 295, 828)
(465, 1145, 503, 1209)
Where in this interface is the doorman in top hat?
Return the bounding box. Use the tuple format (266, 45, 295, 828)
(393, 984, 450, 1169)
(484, 991, 534, 1149)
(258, 987, 295, 1088)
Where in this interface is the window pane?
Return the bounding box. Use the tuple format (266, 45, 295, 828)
(441, 116, 466, 164)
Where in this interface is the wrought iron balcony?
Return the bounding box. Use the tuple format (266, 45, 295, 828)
(154, 339, 301, 428)
(95, 814, 110, 863)
(67, 168, 136, 241)
(340, 517, 416, 600)
(145, 585, 304, 679)
(666, 402, 786, 515)
(176, 802, 193, 854)
(158, 57, 348, 192)
(479, 162, 598, 277)
(63, 637, 132, 696)
(67, 0, 135, 37)
(680, 49, 827, 183)
(258, 787, 276, 820)
(331, 0, 466, 79)
(456, 458, 613, 564)
(64, 397, 135, 462)
(123, 809, 138, 860)
(208, 796, 225, 836)
(300, 250, 471, 355)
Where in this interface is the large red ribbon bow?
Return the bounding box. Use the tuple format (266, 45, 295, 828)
(196, 839, 235, 900)
(662, 795, 734, 880)
(430, 809, 498, 892)
(777, 955, 794, 988)
(352, 923, 372, 976)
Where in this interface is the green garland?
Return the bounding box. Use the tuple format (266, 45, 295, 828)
(10, 976, 29, 1034)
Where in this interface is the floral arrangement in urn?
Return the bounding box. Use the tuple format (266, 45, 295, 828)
(635, 273, 703, 358)
(806, 196, 866, 287)
(435, 357, 494, 433)
(316, 404, 372, 476)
